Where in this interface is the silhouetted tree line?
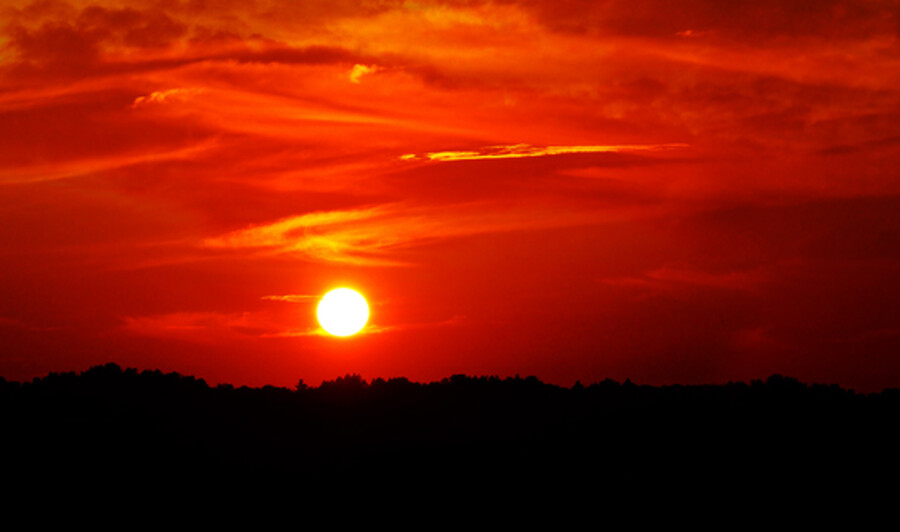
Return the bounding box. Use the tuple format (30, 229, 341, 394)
(1, 363, 898, 485)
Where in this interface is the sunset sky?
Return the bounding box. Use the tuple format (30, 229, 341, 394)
(1, 0, 899, 391)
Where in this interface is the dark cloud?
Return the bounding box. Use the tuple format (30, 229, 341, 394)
(0, 2, 370, 83)
(4, 20, 102, 77)
(77, 5, 188, 48)
(523, 0, 900, 40)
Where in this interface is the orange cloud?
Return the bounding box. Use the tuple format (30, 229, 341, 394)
(348, 64, 379, 83)
(203, 200, 613, 265)
(404, 143, 688, 162)
(131, 87, 205, 107)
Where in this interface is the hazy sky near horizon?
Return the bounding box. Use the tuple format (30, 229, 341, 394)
(1, 0, 899, 390)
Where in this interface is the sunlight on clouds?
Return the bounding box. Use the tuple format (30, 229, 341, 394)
(132, 88, 205, 108)
(349, 64, 378, 83)
(331, 1, 542, 66)
(260, 327, 331, 338)
(130, 78, 437, 142)
(402, 143, 689, 162)
(203, 201, 606, 265)
(203, 206, 385, 249)
(262, 315, 466, 338)
(261, 294, 319, 303)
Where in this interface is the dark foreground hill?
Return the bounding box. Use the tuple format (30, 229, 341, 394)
(2, 363, 898, 491)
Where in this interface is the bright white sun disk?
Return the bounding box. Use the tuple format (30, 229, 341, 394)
(317, 288, 369, 337)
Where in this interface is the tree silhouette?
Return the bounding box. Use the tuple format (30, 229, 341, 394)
(1, 363, 896, 488)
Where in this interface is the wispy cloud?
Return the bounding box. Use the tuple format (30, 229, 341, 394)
(260, 327, 331, 338)
(122, 307, 465, 341)
(645, 266, 763, 290)
(402, 143, 688, 162)
(0, 140, 219, 184)
(121, 311, 271, 343)
(603, 266, 765, 292)
(263, 315, 466, 338)
(131, 87, 205, 108)
(261, 294, 319, 303)
(203, 201, 607, 265)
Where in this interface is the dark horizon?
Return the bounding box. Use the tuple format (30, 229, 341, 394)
(3, 360, 898, 395)
(5, 360, 898, 487)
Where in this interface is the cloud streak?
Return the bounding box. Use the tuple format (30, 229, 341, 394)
(602, 266, 767, 292)
(261, 294, 320, 303)
(263, 315, 466, 338)
(0, 140, 218, 184)
(403, 143, 689, 162)
(203, 201, 611, 265)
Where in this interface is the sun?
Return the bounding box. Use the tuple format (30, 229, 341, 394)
(317, 288, 369, 337)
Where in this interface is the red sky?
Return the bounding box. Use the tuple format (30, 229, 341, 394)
(1, 0, 899, 391)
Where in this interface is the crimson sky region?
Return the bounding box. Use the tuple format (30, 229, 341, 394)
(1, 0, 899, 391)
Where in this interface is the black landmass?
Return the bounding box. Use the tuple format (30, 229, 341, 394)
(2, 363, 898, 490)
